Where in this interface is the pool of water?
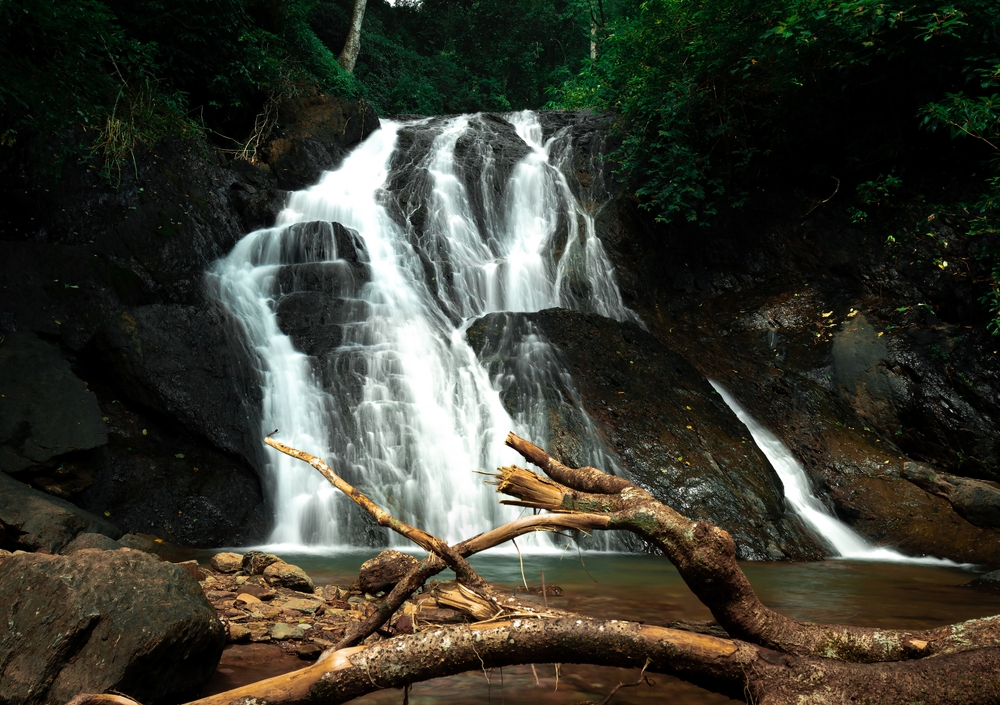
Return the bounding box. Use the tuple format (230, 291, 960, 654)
(203, 550, 999, 704)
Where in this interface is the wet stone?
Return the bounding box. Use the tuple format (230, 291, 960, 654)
(211, 552, 244, 573)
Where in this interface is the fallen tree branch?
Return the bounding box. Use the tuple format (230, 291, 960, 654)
(498, 441, 1000, 662)
(337, 513, 610, 648)
(79, 620, 1000, 705)
(265, 436, 483, 586)
(66, 435, 1000, 705)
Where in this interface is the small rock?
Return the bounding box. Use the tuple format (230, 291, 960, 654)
(242, 550, 281, 575)
(59, 532, 124, 553)
(175, 559, 207, 581)
(394, 614, 414, 634)
(235, 575, 248, 585)
(270, 623, 308, 641)
(228, 624, 251, 643)
(117, 533, 165, 555)
(358, 549, 419, 594)
(235, 593, 263, 607)
(296, 643, 324, 660)
(280, 596, 323, 614)
(205, 590, 237, 601)
(263, 560, 314, 593)
(322, 584, 349, 601)
(966, 570, 1000, 593)
(236, 583, 277, 601)
(211, 551, 244, 573)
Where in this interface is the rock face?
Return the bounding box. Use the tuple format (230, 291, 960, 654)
(0, 472, 121, 553)
(0, 549, 224, 705)
(0, 92, 380, 548)
(467, 309, 823, 560)
(259, 96, 381, 190)
(94, 303, 261, 462)
(0, 332, 106, 474)
(585, 141, 1000, 565)
(273, 221, 373, 360)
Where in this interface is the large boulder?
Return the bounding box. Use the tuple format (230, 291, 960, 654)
(0, 131, 281, 548)
(0, 549, 225, 705)
(0, 472, 120, 553)
(0, 332, 106, 474)
(94, 303, 261, 463)
(467, 309, 823, 560)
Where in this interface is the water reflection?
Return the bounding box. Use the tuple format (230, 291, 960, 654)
(205, 552, 997, 704)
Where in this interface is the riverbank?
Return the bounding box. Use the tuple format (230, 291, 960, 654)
(196, 550, 1000, 702)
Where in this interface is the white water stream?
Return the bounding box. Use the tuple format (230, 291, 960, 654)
(211, 112, 635, 550)
(709, 380, 965, 566)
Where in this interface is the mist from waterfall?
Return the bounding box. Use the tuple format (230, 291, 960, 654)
(211, 112, 636, 550)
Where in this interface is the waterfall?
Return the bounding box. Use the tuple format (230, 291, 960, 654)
(709, 380, 965, 565)
(211, 111, 636, 550)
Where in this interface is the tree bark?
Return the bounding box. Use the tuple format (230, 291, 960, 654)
(337, 0, 368, 74)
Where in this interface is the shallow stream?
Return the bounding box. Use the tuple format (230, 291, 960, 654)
(202, 552, 999, 703)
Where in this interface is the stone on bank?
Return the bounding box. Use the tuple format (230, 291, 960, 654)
(0, 549, 224, 705)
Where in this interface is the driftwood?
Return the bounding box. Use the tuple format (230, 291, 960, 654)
(69, 433, 1000, 705)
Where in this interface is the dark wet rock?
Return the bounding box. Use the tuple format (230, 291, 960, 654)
(453, 113, 532, 239)
(259, 96, 380, 190)
(296, 642, 324, 660)
(0, 471, 121, 553)
(58, 532, 124, 553)
(270, 223, 374, 391)
(116, 533, 166, 554)
(275, 293, 370, 356)
(0, 128, 281, 549)
(599, 182, 1000, 565)
(94, 303, 261, 462)
(0, 332, 106, 474)
(467, 309, 823, 560)
(68, 380, 269, 549)
(358, 549, 420, 594)
(384, 113, 531, 285)
(902, 463, 1000, 530)
(966, 569, 1000, 592)
(0, 549, 224, 705)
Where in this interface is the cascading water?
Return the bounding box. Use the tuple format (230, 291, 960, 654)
(709, 380, 965, 566)
(211, 111, 637, 550)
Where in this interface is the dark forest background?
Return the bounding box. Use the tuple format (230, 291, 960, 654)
(2, 0, 999, 326)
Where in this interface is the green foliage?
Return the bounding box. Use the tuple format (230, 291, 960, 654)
(552, 0, 1000, 224)
(0, 0, 359, 177)
(857, 173, 903, 206)
(309, 0, 599, 115)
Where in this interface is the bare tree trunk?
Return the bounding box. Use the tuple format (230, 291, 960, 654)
(68, 433, 1000, 705)
(337, 0, 368, 74)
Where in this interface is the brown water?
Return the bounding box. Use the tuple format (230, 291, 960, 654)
(202, 551, 1000, 704)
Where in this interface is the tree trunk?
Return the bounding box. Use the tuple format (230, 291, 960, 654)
(338, 0, 368, 74)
